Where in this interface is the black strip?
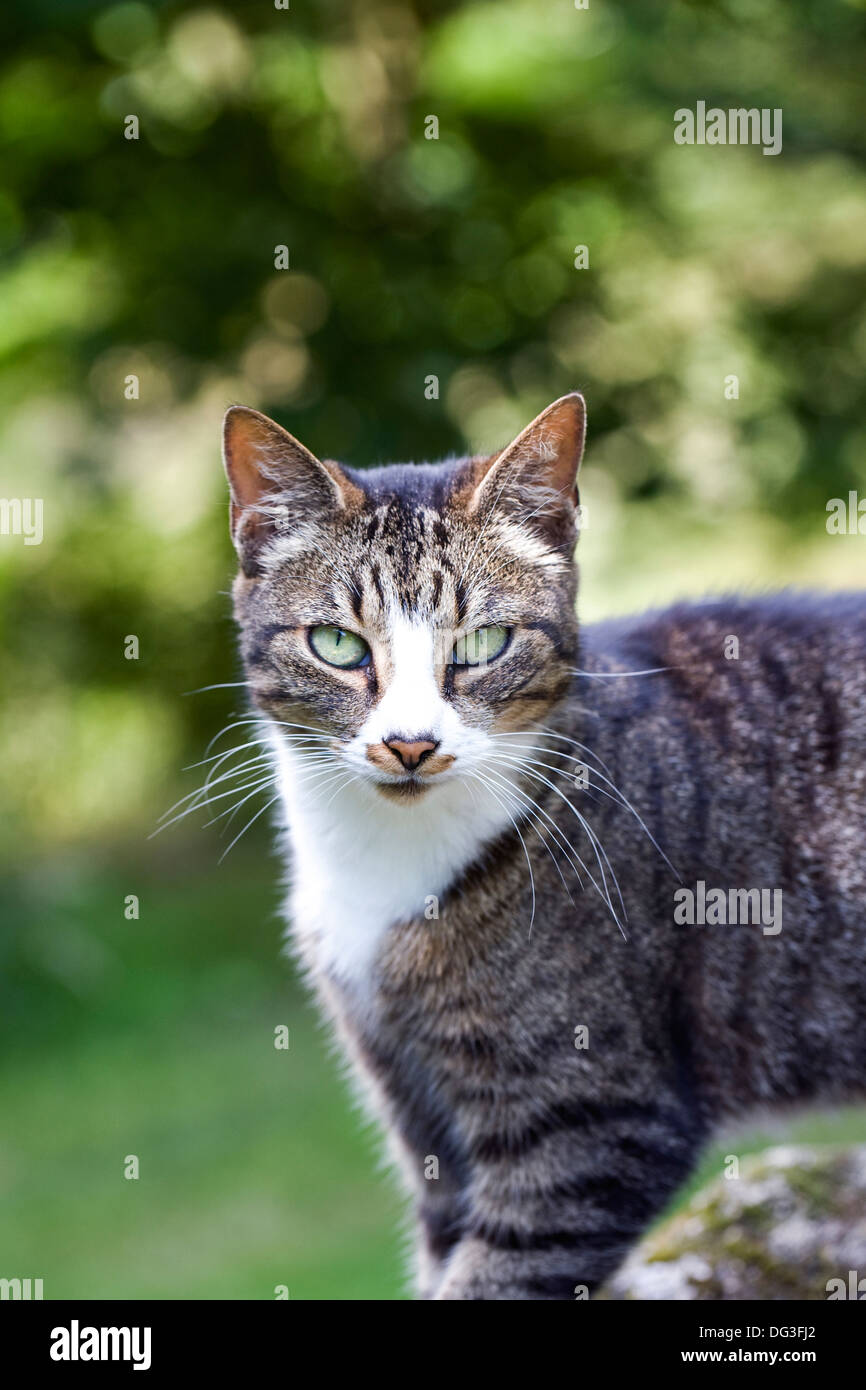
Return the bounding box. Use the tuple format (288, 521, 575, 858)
(472, 1098, 684, 1163)
(245, 622, 293, 670)
(473, 1221, 635, 1254)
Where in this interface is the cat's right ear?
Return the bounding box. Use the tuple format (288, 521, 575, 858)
(222, 406, 360, 575)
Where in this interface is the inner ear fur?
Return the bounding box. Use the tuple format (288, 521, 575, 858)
(464, 392, 586, 550)
(222, 405, 362, 573)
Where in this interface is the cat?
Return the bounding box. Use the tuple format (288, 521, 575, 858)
(221, 392, 866, 1300)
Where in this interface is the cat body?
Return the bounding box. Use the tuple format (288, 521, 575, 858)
(222, 396, 866, 1299)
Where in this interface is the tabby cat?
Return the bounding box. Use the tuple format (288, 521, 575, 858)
(221, 393, 866, 1300)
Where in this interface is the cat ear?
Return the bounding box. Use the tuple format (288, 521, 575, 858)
(222, 406, 360, 574)
(467, 392, 586, 551)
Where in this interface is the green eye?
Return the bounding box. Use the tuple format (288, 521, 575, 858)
(309, 625, 371, 669)
(451, 625, 510, 667)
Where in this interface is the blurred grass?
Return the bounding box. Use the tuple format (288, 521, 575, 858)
(0, 840, 406, 1299)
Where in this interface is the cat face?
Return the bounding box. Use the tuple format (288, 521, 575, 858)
(223, 395, 585, 803)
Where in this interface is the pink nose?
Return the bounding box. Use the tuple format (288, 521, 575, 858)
(383, 737, 439, 771)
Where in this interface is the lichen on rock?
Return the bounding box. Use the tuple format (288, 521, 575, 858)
(600, 1146, 866, 1300)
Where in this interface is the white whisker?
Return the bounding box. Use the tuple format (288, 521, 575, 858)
(521, 759, 624, 924)
(569, 666, 674, 679)
(207, 775, 279, 829)
(473, 768, 577, 906)
(218, 794, 282, 863)
(467, 769, 537, 937)
(182, 681, 254, 696)
(486, 753, 627, 936)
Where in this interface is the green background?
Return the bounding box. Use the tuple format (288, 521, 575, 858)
(1, 0, 865, 1298)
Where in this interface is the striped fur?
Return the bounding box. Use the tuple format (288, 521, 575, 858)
(222, 398, 866, 1299)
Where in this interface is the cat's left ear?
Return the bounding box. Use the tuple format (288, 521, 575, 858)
(466, 392, 586, 552)
(222, 405, 361, 575)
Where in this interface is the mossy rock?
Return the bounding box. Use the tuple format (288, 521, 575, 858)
(600, 1146, 866, 1300)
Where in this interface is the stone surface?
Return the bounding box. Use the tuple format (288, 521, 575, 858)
(600, 1146, 866, 1300)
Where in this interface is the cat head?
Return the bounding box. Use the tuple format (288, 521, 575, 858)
(222, 394, 585, 802)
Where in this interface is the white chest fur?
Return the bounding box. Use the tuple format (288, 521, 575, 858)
(270, 733, 517, 995)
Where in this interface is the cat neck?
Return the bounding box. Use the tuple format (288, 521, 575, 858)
(269, 728, 534, 997)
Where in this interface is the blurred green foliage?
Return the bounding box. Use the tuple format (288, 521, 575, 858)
(1, 0, 866, 1298)
(1, 0, 866, 856)
(0, 851, 407, 1298)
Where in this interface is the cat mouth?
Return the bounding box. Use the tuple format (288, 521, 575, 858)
(363, 748, 457, 801)
(372, 775, 432, 802)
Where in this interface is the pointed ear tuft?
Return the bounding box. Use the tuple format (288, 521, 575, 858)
(468, 392, 586, 552)
(222, 406, 360, 575)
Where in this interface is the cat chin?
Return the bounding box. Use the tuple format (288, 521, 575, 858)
(371, 778, 433, 803)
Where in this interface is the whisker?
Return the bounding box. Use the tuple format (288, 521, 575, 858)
(156, 754, 273, 824)
(485, 754, 627, 936)
(493, 726, 617, 780)
(478, 762, 604, 919)
(569, 666, 675, 679)
(492, 734, 679, 880)
(218, 794, 282, 863)
(183, 738, 270, 773)
(475, 768, 577, 906)
(207, 775, 278, 829)
(467, 770, 537, 936)
(495, 728, 678, 876)
(182, 681, 254, 696)
(319, 771, 362, 813)
(478, 764, 587, 894)
(156, 742, 335, 836)
(152, 770, 278, 836)
(217, 758, 344, 830)
(505, 755, 626, 922)
(224, 717, 334, 742)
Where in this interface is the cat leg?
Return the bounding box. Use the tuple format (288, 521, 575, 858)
(382, 1126, 467, 1298)
(414, 1185, 465, 1299)
(433, 1104, 701, 1300)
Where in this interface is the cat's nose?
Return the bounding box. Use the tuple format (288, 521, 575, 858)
(383, 736, 439, 771)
